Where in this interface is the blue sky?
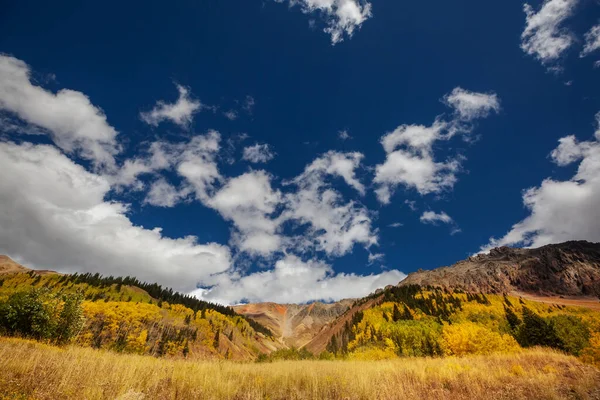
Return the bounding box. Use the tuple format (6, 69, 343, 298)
(0, 0, 599, 304)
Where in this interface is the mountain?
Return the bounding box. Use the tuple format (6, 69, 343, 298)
(245, 241, 600, 354)
(233, 300, 353, 348)
(399, 241, 600, 297)
(2, 241, 600, 361)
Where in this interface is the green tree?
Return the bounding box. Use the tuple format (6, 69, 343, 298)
(549, 314, 590, 356)
(393, 304, 402, 322)
(0, 289, 56, 340)
(55, 292, 85, 344)
(402, 305, 414, 320)
(504, 305, 521, 331)
(517, 307, 563, 349)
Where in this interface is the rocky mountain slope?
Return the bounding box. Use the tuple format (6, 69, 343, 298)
(239, 241, 600, 353)
(233, 300, 353, 348)
(399, 241, 600, 296)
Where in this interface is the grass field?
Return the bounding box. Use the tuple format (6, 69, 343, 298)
(1, 338, 599, 400)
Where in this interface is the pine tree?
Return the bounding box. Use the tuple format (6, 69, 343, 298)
(393, 304, 402, 322)
(517, 306, 563, 349)
(214, 330, 220, 349)
(402, 304, 413, 320)
(504, 305, 521, 331)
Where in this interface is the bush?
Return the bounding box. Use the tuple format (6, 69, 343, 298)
(441, 322, 520, 356)
(256, 347, 315, 362)
(0, 289, 85, 344)
(549, 314, 590, 356)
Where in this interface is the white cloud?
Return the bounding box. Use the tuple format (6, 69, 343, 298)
(520, 0, 578, 66)
(581, 24, 600, 57)
(481, 112, 600, 251)
(276, 0, 372, 44)
(172, 131, 223, 201)
(0, 54, 119, 169)
(338, 130, 352, 140)
(374, 88, 500, 203)
(242, 143, 276, 163)
(367, 252, 385, 264)
(223, 110, 238, 120)
(388, 222, 403, 228)
(299, 150, 365, 194)
(144, 178, 190, 208)
(208, 171, 283, 256)
(373, 121, 460, 202)
(193, 255, 405, 304)
(405, 200, 417, 211)
(283, 151, 376, 256)
(443, 87, 501, 122)
(140, 84, 207, 128)
(0, 141, 232, 292)
(420, 211, 453, 225)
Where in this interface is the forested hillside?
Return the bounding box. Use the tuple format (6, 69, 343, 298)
(316, 285, 600, 365)
(0, 268, 282, 360)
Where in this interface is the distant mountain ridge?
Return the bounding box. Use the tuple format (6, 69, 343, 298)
(399, 241, 600, 296)
(238, 241, 600, 353)
(233, 300, 354, 348)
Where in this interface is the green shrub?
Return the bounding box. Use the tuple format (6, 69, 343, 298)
(549, 314, 590, 356)
(0, 289, 84, 344)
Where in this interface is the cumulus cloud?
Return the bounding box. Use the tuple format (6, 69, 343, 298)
(276, 0, 372, 44)
(0, 54, 119, 169)
(581, 24, 600, 57)
(208, 171, 284, 256)
(144, 178, 191, 207)
(283, 151, 376, 256)
(374, 88, 499, 203)
(481, 112, 600, 251)
(520, 0, 578, 66)
(0, 141, 232, 292)
(420, 211, 453, 225)
(140, 84, 208, 128)
(242, 143, 276, 163)
(443, 87, 501, 122)
(299, 151, 365, 194)
(193, 255, 405, 304)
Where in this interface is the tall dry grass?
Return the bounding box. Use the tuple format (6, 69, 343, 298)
(0, 338, 599, 400)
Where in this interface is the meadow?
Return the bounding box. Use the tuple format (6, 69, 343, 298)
(1, 337, 599, 400)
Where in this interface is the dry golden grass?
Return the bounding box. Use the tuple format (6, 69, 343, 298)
(0, 338, 599, 400)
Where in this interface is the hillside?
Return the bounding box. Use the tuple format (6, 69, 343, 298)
(233, 300, 353, 347)
(0, 255, 27, 274)
(0, 261, 283, 360)
(399, 241, 600, 297)
(239, 241, 600, 354)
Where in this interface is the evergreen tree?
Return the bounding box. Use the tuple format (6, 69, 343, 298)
(214, 330, 220, 349)
(393, 304, 402, 322)
(504, 305, 521, 331)
(517, 307, 563, 349)
(402, 304, 413, 320)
